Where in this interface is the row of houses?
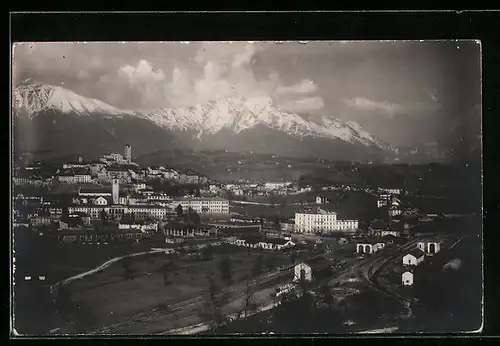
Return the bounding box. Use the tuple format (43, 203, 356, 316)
(230, 236, 295, 251)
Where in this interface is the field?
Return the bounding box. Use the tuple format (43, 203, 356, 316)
(62, 244, 291, 333)
(13, 227, 171, 285)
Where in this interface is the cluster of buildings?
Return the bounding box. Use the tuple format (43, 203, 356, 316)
(223, 181, 301, 197)
(354, 233, 442, 287)
(400, 240, 442, 286)
(230, 236, 295, 251)
(14, 145, 209, 187)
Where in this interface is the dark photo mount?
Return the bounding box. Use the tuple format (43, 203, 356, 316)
(9, 10, 498, 339)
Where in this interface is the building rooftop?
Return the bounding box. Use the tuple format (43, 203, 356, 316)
(79, 188, 112, 194)
(163, 223, 215, 230)
(304, 256, 332, 271)
(406, 249, 426, 258)
(296, 207, 336, 215)
(174, 197, 229, 202)
(262, 238, 292, 245)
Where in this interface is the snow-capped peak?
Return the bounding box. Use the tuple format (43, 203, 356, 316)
(13, 79, 131, 118)
(13, 81, 394, 152)
(139, 97, 393, 150)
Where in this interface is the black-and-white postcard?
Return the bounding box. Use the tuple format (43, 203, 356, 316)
(10, 40, 483, 336)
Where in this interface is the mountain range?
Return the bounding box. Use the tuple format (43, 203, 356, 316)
(14, 79, 468, 163)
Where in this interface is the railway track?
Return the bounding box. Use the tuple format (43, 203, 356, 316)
(360, 235, 463, 314)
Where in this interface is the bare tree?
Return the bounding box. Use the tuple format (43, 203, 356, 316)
(199, 274, 227, 333)
(315, 282, 334, 310)
(240, 278, 260, 319)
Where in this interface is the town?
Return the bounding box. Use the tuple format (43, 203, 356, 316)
(12, 144, 481, 335)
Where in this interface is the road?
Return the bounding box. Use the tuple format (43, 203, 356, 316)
(50, 249, 166, 295)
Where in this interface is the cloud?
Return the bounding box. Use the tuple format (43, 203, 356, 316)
(343, 97, 403, 116)
(281, 97, 325, 113)
(160, 42, 324, 112)
(275, 79, 318, 95)
(119, 59, 166, 86)
(15, 41, 325, 113)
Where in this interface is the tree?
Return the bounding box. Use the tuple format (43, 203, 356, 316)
(290, 251, 297, 265)
(219, 256, 233, 284)
(199, 274, 227, 333)
(241, 278, 260, 319)
(100, 208, 108, 225)
(317, 283, 334, 309)
(185, 207, 201, 226)
(252, 254, 264, 277)
(176, 204, 183, 218)
(259, 215, 264, 228)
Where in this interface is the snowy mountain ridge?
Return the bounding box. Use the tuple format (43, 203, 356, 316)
(13, 79, 132, 118)
(13, 79, 394, 151)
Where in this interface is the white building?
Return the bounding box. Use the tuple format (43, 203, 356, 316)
(68, 204, 168, 220)
(380, 229, 400, 237)
(294, 262, 313, 282)
(124, 144, 132, 163)
(264, 181, 291, 190)
(118, 221, 158, 233)
(417, 241, 441, 255)
(402, 271, 414, 286)
(294, 208, 358, 234)
(316, 196, 328, 204)
(57, 172, 92, 184)
(293, 257, 332, 282)
(130, 182, 147, 192)
(101, 153, 126, 164)
(78, 188, 112, 198)
(356, 243, 378, 255)
(172, 198, 230, 215)
(403, 249, 425, 266)
(379, 188, 402, 195)
(112, 179, 120, 204)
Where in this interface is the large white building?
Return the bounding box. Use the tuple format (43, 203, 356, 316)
(294, 208, 359, 234)
(68, 204, 168, 220)
(172, 198, 230, 215)
(57, 172, 92, 184)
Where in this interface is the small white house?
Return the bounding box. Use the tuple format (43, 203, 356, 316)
(293, 257, 332, 282)
(417, 241, 441, 255)
(402, 271, 414, 286)
(316, 196, 328, 204)
(294, 262, 313, 282)
(402, 249, 425, 266)
(356, 243, 377, 255)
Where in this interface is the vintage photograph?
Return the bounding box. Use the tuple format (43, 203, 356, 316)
(11, 41, 482, 335)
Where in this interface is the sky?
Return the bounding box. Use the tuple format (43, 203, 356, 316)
(12, 40, 481, 148)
